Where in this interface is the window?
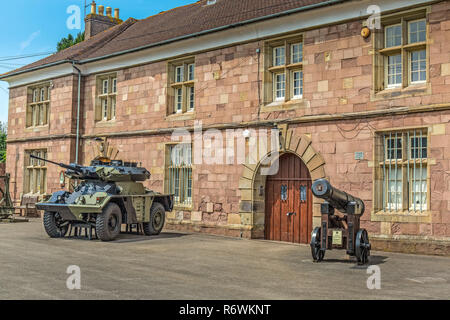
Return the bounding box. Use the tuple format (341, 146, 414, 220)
(264, 35, 303, 104)
(375, 13, 427, 91)
(410, 50, 426, 83)
(95, 74, 117, 122)
(27, 83, 50, 127)
(168, 58, 195, 114)
(386, 54, 402, 88)
(375, 129, 429, 212)
(175, 88, 183, 113)
(188, 64, 195, 81)
(385, 24, 402, 48)
(273, 47, 285, 66)
(292, 70, 303, 99)
(408, 19, 426, 44)
(274, 73, 286, 101)
(25, 150, 47, 194)
(165, 144, 192, 207)
(291, 43, 303, 64)
(188, 86, 195, 111)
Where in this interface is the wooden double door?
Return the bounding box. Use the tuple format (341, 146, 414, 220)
(265, 153, 312, 244)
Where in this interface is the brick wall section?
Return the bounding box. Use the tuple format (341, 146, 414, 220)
(5, 1, 450, 252)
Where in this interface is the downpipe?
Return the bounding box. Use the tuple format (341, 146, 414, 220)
(72, 62, 82, 164)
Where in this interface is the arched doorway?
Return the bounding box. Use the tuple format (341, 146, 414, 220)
(265, 153, 312, 244)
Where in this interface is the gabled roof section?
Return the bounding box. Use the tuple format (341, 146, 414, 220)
(1, 0, 342, 79)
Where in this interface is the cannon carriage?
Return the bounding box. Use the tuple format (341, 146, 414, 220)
(310, 179, 371, 265)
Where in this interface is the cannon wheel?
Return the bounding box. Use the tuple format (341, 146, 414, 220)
(355, 229, 370, 265)
(310, 227, 325, 262)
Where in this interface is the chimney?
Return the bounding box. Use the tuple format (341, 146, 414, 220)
(85, 2, 122, 40)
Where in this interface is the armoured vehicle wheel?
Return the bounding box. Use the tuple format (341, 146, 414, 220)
(355, 229, 371, 265)
(43, 211, 69, 238)
(96, 203, 122, 241)
(143, 202, 165, 236)
(310, 227, 325, 262)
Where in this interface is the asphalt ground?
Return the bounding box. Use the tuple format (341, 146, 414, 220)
(0, 219, 449, 300)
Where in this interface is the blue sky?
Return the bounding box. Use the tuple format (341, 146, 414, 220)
(0, 0, 194, 125)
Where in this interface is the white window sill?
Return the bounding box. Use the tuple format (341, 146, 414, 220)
(386, 85, 402, 90)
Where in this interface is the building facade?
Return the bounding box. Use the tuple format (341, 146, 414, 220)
(2, 0, 450, 255)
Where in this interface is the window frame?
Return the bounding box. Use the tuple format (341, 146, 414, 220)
(385, 54, 403, 89)
(291, 42, 303, 65)
(96, 73, 118, 122)
(374, 10, 428, 92)
(26, 82, 50, 128)
(374, 128, 430, 214)
(264, 34, 304, 105)
(408, 18, 426, 44)
(273, 72, 286, 101)
(409, 49, 427, 85)
(167, 57, 195, 115)
(24, 149, 47, 195)
(164, 143, 193, 208)
(291, 70, 303, 100)
(384, 23, 402, 48)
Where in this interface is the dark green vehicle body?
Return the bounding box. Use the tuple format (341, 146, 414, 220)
(33, 155, 173, 241)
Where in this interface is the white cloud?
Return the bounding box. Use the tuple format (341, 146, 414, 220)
(20, 30, 41, 52)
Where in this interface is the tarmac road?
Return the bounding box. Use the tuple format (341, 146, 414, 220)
(0, 219, 449, 300)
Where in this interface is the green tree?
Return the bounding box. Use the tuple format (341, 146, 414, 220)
(0, 122, 7, 163)
(57, 32, 85, 52)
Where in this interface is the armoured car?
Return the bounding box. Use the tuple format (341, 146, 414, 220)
(33, 155, 173, 241)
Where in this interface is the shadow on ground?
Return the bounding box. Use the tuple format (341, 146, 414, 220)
(317, 255, 389, 268)
(61, 232, 189, 243)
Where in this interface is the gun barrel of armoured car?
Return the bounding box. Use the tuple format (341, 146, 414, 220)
(30, 154, 83, 173)
(311, 179, 365, 216)
(29, 155, 151, 182)
(29, 155, 98, 180)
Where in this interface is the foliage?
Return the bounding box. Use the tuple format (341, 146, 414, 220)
(0, 122, 7, 163)
(57, 32, 85, 52)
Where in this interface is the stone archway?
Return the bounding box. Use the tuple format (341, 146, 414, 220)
(238, 128, 326, 239)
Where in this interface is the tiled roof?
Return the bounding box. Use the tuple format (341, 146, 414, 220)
(2, 0, 341, 78)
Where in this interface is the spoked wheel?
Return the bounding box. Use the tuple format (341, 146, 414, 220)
(310, 227, 325, 262)
(355, 229, 371, 265)
(43, 211, 69, 238)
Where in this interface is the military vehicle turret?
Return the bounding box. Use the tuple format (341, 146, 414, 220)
(33, 155, 173, 241)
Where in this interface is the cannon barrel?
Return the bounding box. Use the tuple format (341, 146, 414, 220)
(311, 179, 365, 215)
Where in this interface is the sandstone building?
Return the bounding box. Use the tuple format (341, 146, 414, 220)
(1, 0, 450, 254)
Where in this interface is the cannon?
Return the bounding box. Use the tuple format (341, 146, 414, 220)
(310, 179, 371, 264)
(31, 155, 174, 241)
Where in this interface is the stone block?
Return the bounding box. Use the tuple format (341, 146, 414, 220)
(317, 80, 329, 92)
(191, 211, 202, 222)
(227, 213, 241, 225)
(239, 200, 253, 213)
(175, 211, 184, 221)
